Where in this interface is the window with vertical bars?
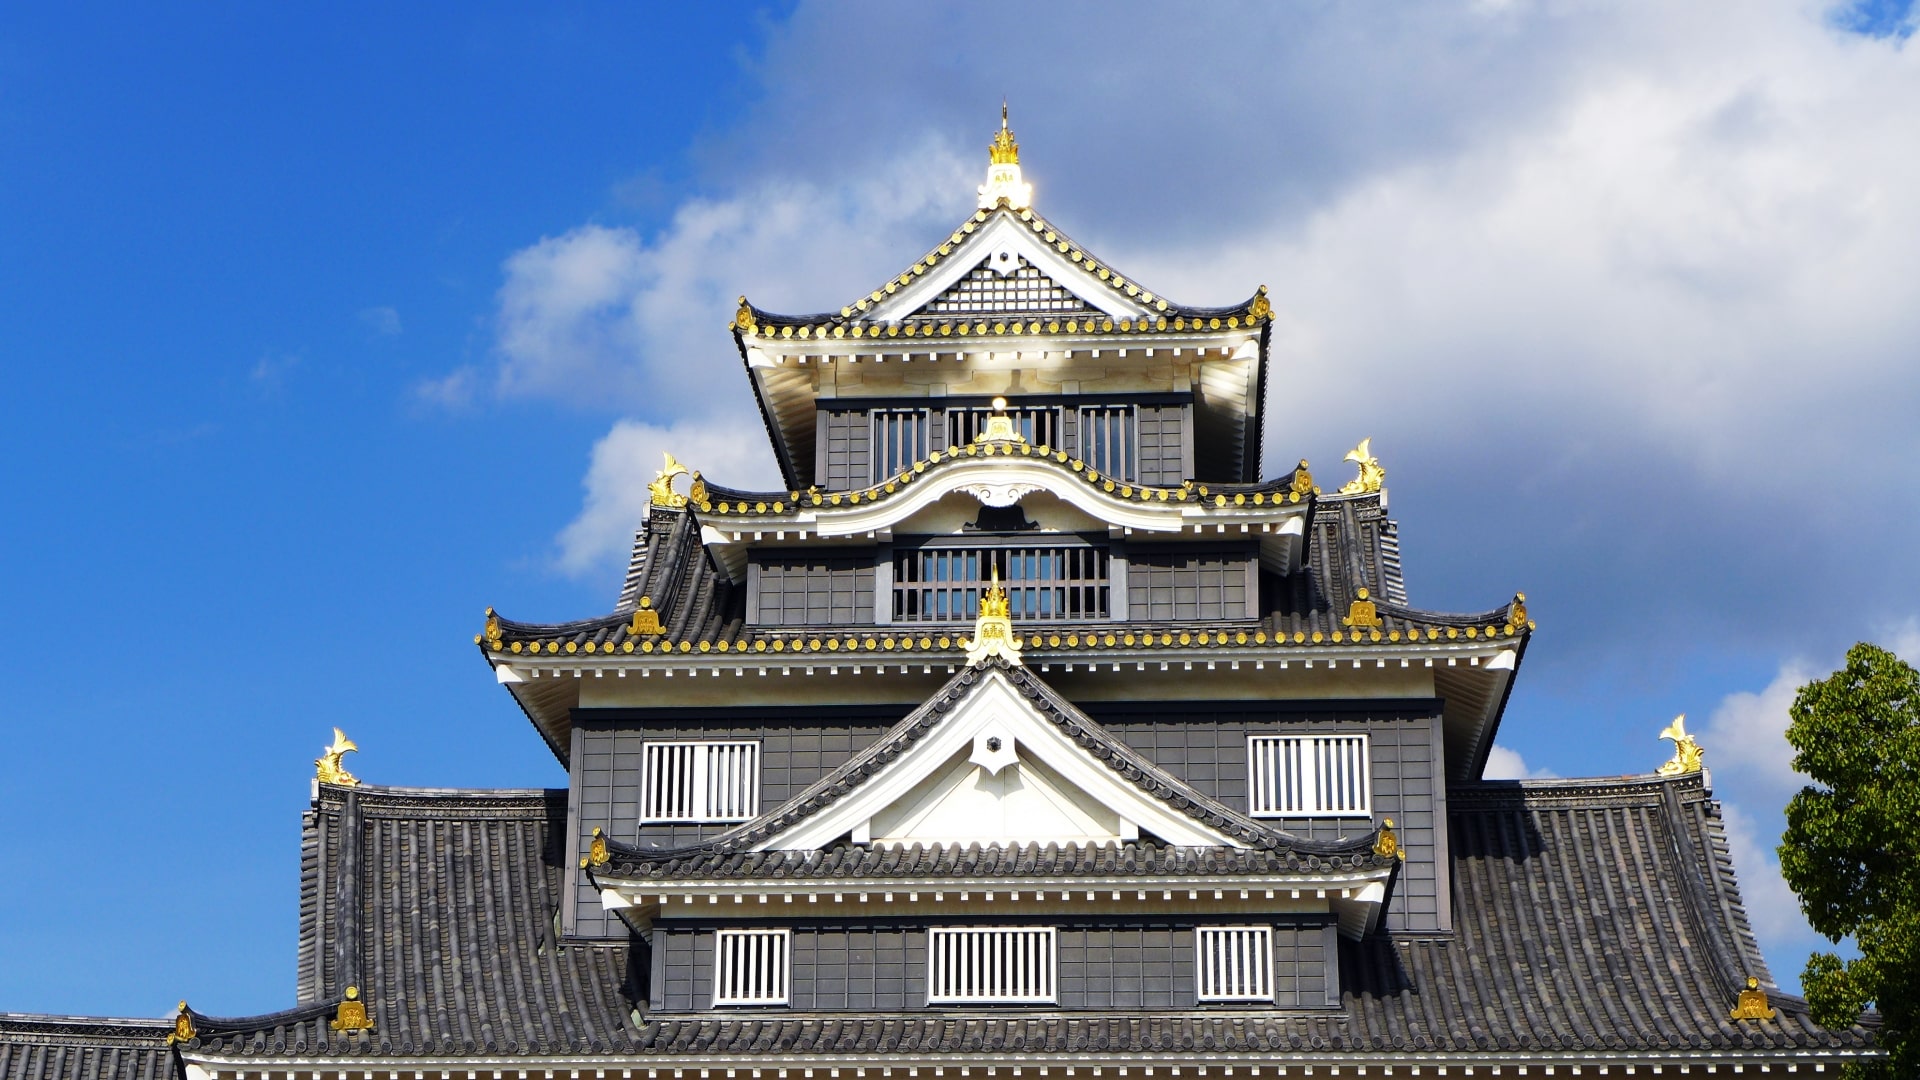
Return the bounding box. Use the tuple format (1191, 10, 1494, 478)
(1195, 926, 1274, 1002)
(640, 741, 760, 823)
(1247, 734, 1371, 817)
(946, 406, 1058, 449)
(927, 927, 1056, 1004)
(892, 546, 1109, 622)
(713, 928, 791, 1006)
(871, 409, 930, 483)
(1077, 406, 1136, 481)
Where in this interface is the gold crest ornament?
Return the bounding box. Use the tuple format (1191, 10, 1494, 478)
(580, 826, 611, 869)
(1340, 438, 1385, 495)
(329, 985, 373, 1032)
(973, 397, 1028, 445)
(687, 472, 708, 507)
(733, 296, 757, 334)
(1290, 460, 1316, 499)
(964, 566, 1024, 667)
(1343, 587, 1384, 629)
(627, 596, 664, 637)
(1507, 592, 1531, 631)
(166, 1002, 195, 1045)
(1729, 976, 1777, 1021)
(478, 607, 504, 649)
(1248, 285, 1273, 322)
(315, 728, 360, 787)
(1373, 818, 1405, 860)
(977, 103, 1033, 211)
(1657, 714, 1705, 776)
(648, 452, 690, 508)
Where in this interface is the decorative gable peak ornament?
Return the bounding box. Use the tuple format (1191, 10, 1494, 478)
(1344, 587, 1384, 629)
(973, 397, 1028, 445)
(1657, 714, 1704, 776)
(315, 728, 360, 787)
(977, 103, 1032, 211)
(1340, 438, 1385, 494)
(1729, 976, 1777, 1021)
(964, 568, 1023, 667)
(969, 730, 1019, 776)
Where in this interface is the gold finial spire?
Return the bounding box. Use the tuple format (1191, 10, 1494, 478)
(965, 564, 1023, 666)
(990, 101, 1019, 165)
(978, 104, 1032, 210)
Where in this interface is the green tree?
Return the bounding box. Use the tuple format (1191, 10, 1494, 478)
(1779, 642, 1920, 1079)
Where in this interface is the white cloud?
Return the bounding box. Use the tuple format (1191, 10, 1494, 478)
(1481, 744, 1558, 780)
(1885, 616, 1920, 664)
(1702, 663, 1814, 805)
(555, 416, 784, 577)
(357, 306, 402, 336)
(1719, 799, 1816, 953)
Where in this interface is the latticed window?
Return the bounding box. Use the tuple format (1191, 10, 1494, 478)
(1246, 734, 1371, 817)
(892, 546, 1109, 622)
(872, 409, 930, 483)
(946, 405, 1058, 449)
(641, 741, 760, 823)
(920, 259, 1091, 315)
(713, 928, 790, 1006)
(1077, 406, 1135, 481)
(1195, 926, 1274, 1002)
(927, 927, 1056, 1003)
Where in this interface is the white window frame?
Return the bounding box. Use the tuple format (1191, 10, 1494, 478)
(1246, 733, 1371, 817)
(926, 927, 1057, 1004)
(712, 927, 791, 1006)
(1195, 925, 1275, 1002)
(640, 740, 760, 823)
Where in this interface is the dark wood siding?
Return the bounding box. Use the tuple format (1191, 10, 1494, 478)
(651, 919, 1337, 1011)
(818, 409, 871, 491)
(1125, 544, 1257, 622)
(750, 551, 877, 626)
(1137, 404, 1189, 485)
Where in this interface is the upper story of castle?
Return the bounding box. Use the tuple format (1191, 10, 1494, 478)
(478, 112, 1533, 789)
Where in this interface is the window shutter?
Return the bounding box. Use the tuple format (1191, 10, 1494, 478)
(1247, 734, 1371, 817)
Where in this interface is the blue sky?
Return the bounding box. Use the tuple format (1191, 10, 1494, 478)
(3, 3, 1917, 1015)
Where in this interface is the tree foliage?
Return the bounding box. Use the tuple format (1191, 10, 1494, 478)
(1779, 642, 1920, 1079)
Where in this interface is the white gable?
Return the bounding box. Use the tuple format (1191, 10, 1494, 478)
(865, 213, 1153, 324)
(752, 669, 1242, 851)
(909, 256, 1094, 321)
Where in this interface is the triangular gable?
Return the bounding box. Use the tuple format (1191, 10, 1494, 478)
(909, 254, 1095, 321)
(863, 211, 1156, 324)
(753, 664, 1256, 852)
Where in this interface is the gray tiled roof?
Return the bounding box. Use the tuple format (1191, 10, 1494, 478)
(594, 840, 1383, 883)
(167, 772, 1874, 1064)
(0, 1016, 175, 1080)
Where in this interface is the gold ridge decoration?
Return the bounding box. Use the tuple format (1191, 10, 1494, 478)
(1373, 818, 1405, 860)
(1343, 587, 1384, 629)
(1340, 438, 1385, 494)
(732, 296, 756, 334)
(580, 826, 611, 870)
(973, 397, 1028, 445)
(1729, 976, 1777, 1021)
(977, 103, 1032, 211)
(989, 102, 1019, 165)
(649, 452, 691, 508)
(688, 472, 708, 508)
(964, 566, 1024, 667)
(478, 607, 504, 650)
(166, 1002, 195, 1045)
(1657, 715, 1704, 776)
(1507, 592, 1533, 631)
(1248, 285, 1273, 322)
(628, 596, 664, 637)
(329, 985, 373, 1033)
(315, 728, 360, 787)
(1290, 460, 1316, 500)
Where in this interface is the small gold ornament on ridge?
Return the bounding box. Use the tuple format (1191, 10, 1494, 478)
(329, 985, 373, 1032)
(964, 566, 1024, 667)
(1729, 976, 1777, 1021)
(1656, 714, 1704, 776)
(315, 728, 360, 787)
(649, 452, 691, 508)
(1340, 438, 1385, 495)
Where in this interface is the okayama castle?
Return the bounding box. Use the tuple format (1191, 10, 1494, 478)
(3, 114, 1879, 1079)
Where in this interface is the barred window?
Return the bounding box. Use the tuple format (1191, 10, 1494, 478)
(892, 546, 1110, 622)
(1077, 406, 1136, 481)
(927, 927, 1056, 1003)
(641, 741, 760, 823)
(1247, 734, 1371, 817)
(1195, 926, 1274, 1002)
(713, 928, 790, 1006)
(872, 409, 930, 483)
(947, 405, 1058, 449)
